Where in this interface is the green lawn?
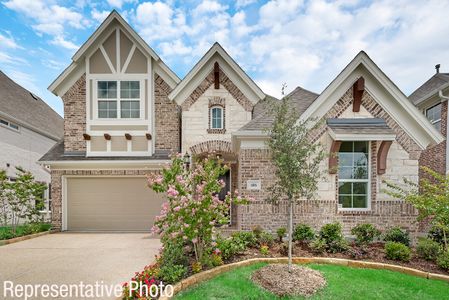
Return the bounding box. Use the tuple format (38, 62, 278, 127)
(175, 263, 449, 300)
(0, 223, 51, 240)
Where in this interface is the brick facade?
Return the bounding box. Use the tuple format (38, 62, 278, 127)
(190, 140, 233, 155)
(236, 87, 424, 240)
(50, 169, 159, 230)
(419, 101, 447, 178)
(62, 74, 86, 153)
(154, 74, 180, 152)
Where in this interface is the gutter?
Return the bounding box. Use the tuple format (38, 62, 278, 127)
(439, 90, 449, 174)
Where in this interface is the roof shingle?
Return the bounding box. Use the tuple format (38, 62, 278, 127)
(408, 73, 449, 105)
(0, 70, 63, 139)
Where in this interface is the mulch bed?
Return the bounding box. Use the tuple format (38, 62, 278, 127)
(252, 264, 326, 297)
(230, 241, 449, 275)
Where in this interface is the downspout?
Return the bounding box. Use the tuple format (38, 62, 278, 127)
(439, 90, 449, 174)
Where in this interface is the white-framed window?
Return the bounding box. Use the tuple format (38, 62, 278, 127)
(96, 80, 141, 119)
(0, 118, 20, 131)
(338, 141, 370, 210)
(210, 106, 223, 129)
(425, 103, 442, 132)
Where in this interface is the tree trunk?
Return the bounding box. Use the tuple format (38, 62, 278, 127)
(443, 227, 448, 251)
(288, 199, 293, 273)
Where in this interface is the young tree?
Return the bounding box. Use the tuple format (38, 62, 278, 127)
(385, 167, 449, 250)
(0, 170, 10, 227)
(1, 167, 47, 233)
(266, 91, 325, 272)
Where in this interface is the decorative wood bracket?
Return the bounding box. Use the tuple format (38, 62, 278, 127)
(104, 133, 111, 140)
(214, 62, 220, 89)
(145, 133, 152, 140)
(329, 140, 342, 174)
(353, 77, 365, 112)
(125, 133, 132, 140)
(83, 133, 91, 140)
(377, 141, 392, 175)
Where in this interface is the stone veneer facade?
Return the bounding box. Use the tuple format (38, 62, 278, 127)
(236, 87, 425, 240)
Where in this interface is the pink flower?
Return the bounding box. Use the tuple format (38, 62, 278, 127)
(209, 221, 215, 226)
(218, 179, 226, 188)
(192, 238, 198, 244)
(184, 223, 189, 228)
(211, 241, 217, 247)
(155, 176, 163, 184)
(174, 206, 181, 212)
(213, 248, 221, 255)
(167, 186, 179, 197)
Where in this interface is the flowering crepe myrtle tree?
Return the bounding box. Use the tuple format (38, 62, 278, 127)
(385, 166, 449, 250)
(147, 154, 251, 262)
(266, 91, 325, 272)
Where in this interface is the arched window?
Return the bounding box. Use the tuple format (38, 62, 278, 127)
(210, 106, 223, 129)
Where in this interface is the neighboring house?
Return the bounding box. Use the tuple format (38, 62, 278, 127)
(0, 70, 63, 219)
(41, 11, 443, 239)
(409, 64, 449, 176)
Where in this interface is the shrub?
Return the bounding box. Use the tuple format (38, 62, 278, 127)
(158, 264, 188, 284)
(383, 227, 410, 246)
(436, 251, 449, 271)
(252, 225, 263, 238)
(319, 222, 348, 253)
(0, 228, 15, 240)
(276, 227, 287, 243)
(122, 263, 160, 299)
(210, 253, 223, 267)
(260, 245, 269, 255)
(216, 236, 246, 260)
(417, 238, 441, 261)
(310, 238, 326, 254)
(385, 241, 411, 261)
(428, 224, 449, 246)
(191, 261, 202, 274)
(351, 223, 380, 245)
(293, 223, 315, 242)
(231, 231, 257, 248)
(258, 231, 274, 247)
(159, 242, 188, 269)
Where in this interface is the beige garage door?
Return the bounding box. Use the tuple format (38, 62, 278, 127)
(67, 177, 166, 231)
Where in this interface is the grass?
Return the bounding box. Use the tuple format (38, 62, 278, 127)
(0, 223, 51, 240)
(175, 263, 449, 300)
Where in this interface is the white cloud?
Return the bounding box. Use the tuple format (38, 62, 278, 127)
(3, 0, 87, 49)
(91, 9, 111, 23)
(0, 32, 21, 49)
(50, 36, 79, 50)
(235, 0, 257, 8)
(107, 0, 136, 9)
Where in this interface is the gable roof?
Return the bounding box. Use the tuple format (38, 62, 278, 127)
(299, 51, 443, 149)
(0, 70, 63, 140)
(168, 42, 266, 104)
(408, 72, 449, 105)
(48, 10, 179, 96)
(238, 87, 318, 132)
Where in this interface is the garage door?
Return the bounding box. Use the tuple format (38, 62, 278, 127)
(66, 177, 166, 231)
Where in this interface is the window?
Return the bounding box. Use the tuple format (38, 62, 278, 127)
(97, 81, 140, 119)
(120, 81, 140, 118)
(425, 103, 442, 132)
(0, 118, 20, 131)
(211, 106, 223, 129)
(97, 81, 117, 119)
(338, 141, 370, 209)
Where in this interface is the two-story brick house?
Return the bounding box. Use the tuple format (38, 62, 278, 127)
(41, 11, 443, 238)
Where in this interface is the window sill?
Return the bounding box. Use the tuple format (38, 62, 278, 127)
(207, 128, 226, 134)
(337, 208, 372, 215)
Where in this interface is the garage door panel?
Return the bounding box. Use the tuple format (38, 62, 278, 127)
(67, 177, 165, 231)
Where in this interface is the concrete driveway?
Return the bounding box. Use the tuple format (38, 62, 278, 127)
(0, 233, 161, 299)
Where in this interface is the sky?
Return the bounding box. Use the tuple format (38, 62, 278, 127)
(1, 0, 449, 117)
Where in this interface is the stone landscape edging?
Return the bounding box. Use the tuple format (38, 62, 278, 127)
(159, 257, 449, 299)
(0, 230, 50, 246)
